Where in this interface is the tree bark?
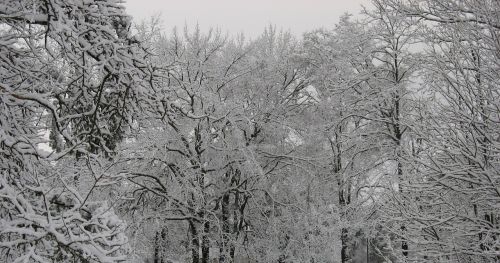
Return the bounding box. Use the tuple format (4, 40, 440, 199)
(220, 192, 230, 262)
(190, 221, 200, 263)
(201, 221, 210, 263)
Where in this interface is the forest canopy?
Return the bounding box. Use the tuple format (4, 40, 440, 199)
(0, 0, 499, 262)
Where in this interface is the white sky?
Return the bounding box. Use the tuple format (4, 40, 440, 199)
(123, 0, 370, 38)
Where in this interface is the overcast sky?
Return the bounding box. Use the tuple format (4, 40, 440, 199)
(123, 0, 370, 38)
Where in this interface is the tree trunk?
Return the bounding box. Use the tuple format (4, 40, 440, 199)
(154, 228, 168, 263)
(190, 221, 200, 263)
(201, 221, 210, 263)
(331, 121, 350, 263)
(220, 192, 230, 262)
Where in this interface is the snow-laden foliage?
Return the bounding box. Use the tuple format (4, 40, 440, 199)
(1, 0, 499, 262)
(0, 0, 154, 261)
(0, 0, 149, 155)
(377, 0, 500, 261)
(0, 161, 128, 262)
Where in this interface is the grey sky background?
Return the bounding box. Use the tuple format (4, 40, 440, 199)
(123, 0, 370, 38)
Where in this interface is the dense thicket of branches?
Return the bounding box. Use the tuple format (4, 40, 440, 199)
(0, 0, 152, 261)
(1, 0, 498, 262)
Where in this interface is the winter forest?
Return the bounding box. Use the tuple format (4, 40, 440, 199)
(1, 0, 499, 262)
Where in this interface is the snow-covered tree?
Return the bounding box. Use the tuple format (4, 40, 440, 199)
(377, 0, 500, 261)
(0, 0, 153, 261)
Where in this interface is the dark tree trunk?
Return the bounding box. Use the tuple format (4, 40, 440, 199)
(341, 227, 349, 263)
(154, 227, 168, 263)
(231, 189, 240, 261)
(332, 122, 351, 263)
(220, 192, 230, 262)
(201, 221, 210, 263)
(154, 231, 160, 263)
(190, 221, 200, 263)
